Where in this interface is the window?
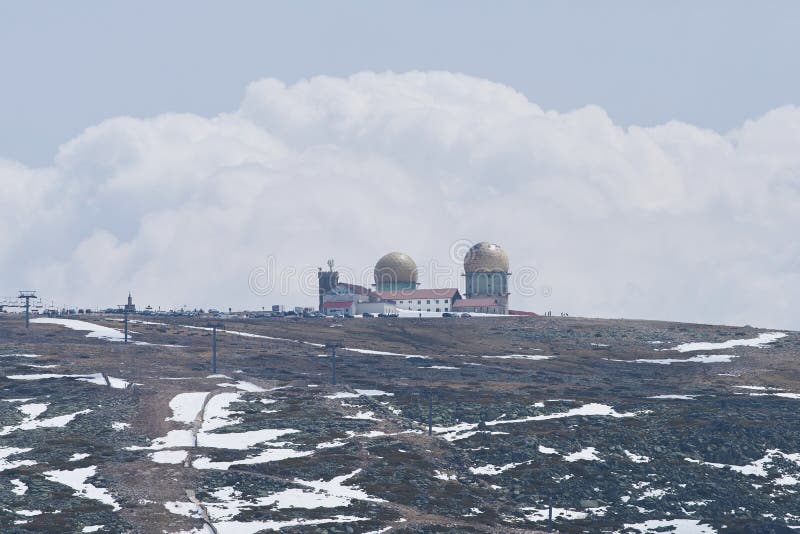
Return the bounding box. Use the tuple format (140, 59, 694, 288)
(445, 299, 449, 303)
(426, 308, 431, 312)
(435, 299, 439, 304)
(417, 300, 421, 304)
(436, 308, 440, 312)
(426, 300, 430, 304)
(444, 307, 448, 312)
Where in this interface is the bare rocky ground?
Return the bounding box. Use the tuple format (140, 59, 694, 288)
(1, 313, 799, 533)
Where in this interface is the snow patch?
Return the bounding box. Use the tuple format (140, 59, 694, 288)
(150, 450, 188, 464)
(0, 402, 92, 436)
(671, 331, 786, 353)
(7, 373, 129, 389)
(522, 506, 588, 521)
(344, 347, 431, 359)
(31, 318, 126, 342)
(624, 450, 651, 463)
(481, 354, 554, 361)
(433, 403, 641, 441)
(192, 448, 314, 470)
(470, 460, 532, 475)
(166, 392, 210, 424)
(344, 411, 381, 421)
(434, 470, 457, 481)
(563, 447, 601, 462)
(0, 447, 36, 472)
(43, 466, 120, 510)
(624, 519, 717, 533)
(201, 393, 243, 432)
(628, 354, 738, 364)
(11, 478, 28, 495)
(685, 449, 800, 479)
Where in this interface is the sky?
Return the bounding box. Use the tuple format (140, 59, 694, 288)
(1, 2, 799, 329)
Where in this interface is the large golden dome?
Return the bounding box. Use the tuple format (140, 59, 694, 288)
(464, 242, 509, 273)
(375, 252, 418, 285)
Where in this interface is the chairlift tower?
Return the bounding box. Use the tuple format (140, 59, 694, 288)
(18, 291, 37, 329)
(412, 388, 437, 436)
(427, 388, 437, 436)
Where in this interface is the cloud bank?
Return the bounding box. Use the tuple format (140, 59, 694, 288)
(1, 71, 798, 328)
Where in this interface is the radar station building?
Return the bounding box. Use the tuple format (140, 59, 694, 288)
(317, 241, 516, 315)
(318, 259, 396, 316)
(452, 242, 510, 314)
(372, 251, 461, 313)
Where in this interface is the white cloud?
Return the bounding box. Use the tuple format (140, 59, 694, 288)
(1, 71, 799, 328)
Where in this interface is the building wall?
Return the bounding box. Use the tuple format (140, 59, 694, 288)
(318, 270, 340, 312)
(324, 303, 356, 315)
(375, 280, 417, 292)
(394, 296, 454, 313)
(465, 271, 508, 298)
(453, 304, 505, 314)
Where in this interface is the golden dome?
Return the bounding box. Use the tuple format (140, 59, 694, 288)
(375, 252, 418, 285)
(464, 242, 509, 273)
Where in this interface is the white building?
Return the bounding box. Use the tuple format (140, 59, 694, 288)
(375, 288, 461, 313)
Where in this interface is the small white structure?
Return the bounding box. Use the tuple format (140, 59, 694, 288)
(323, 300, 358, 316)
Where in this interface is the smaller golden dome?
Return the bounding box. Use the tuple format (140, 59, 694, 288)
(375, 252, 418, 285)
(464, 242, 509, 273)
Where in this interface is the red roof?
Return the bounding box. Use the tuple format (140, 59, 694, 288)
(509, 309, 538, 316)
(376, 288, 460, 301)
(452, 297, 500, 308)
(323, 301, 355, 308)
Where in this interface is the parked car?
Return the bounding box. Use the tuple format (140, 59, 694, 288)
(362, 312, 374, 318)
(460, 313, 472, 318)
(442, 312, 454, 318)
(333, 313, 345, 319)
(344, 313, 354, 319)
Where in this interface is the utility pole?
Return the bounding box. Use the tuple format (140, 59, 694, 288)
(325, 341, 343, 385)
(208, 323, 224, 374)
(18, 291, 37, 329)
(212, 325, 217, 373)
(115, 307, 130, 343)
(428, 390, 433, 436)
